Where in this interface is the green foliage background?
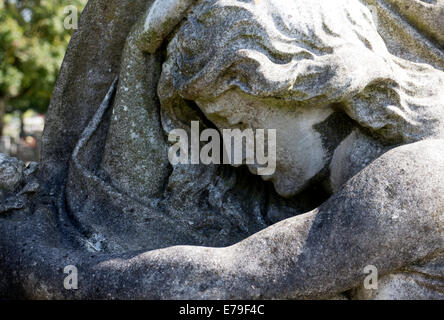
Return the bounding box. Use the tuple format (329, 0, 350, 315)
(0, 0, 87, 130)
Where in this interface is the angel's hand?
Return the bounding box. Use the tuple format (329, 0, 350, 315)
(136, 0, 197, 54)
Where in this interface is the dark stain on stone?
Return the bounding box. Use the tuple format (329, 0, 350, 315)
(313, 109, 355, 156)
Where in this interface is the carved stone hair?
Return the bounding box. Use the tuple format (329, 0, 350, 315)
(156, 0, 444, 143)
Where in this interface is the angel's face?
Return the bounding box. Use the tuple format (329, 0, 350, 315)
(196, 89, 339, 197)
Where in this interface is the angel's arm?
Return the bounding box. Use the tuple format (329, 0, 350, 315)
(122, 139, 443, 299)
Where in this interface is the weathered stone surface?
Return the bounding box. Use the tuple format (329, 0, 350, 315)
(0, 157, 39, 215)
(1, 0, 444, 299)
(40, 0, 153, 192)
(1, 140, 443, 299)
(0, 154, 24, 193)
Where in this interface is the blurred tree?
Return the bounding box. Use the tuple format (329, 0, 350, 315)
(0, 0, 87, 135)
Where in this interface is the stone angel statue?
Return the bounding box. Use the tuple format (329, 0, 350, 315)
(0, 0, 443, 299)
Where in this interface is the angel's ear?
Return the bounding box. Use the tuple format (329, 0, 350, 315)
(138, 0, 197, 54)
